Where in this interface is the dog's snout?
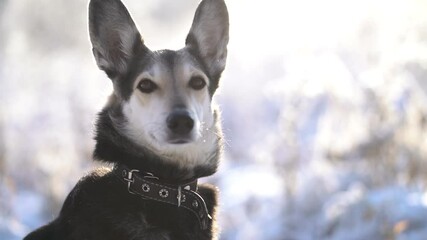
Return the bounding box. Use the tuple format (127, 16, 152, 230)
(167, 110, 194, 136)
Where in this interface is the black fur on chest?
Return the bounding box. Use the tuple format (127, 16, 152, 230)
(24, 168, 219, 240)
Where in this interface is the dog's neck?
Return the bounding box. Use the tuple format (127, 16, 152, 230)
(93, 107, 219, 182)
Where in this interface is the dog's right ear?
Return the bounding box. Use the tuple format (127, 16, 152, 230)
(89, 0, 144, 77)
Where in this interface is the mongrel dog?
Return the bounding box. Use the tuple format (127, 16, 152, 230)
(24, 0, 229, 239)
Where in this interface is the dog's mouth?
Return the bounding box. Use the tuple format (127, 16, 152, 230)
(149, 132, 194, 145)
(168, 139, 190, 144)
(167, 136, 194, 145)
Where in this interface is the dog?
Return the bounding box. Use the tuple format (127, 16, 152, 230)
(24, 0, 229, 239)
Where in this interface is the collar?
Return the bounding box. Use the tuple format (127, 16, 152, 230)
(113, 164, 212, 230)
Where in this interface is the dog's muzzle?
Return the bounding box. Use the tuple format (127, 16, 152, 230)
(166, 108, 194, 143)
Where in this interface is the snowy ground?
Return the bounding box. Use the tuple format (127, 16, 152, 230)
(2, 0, 427, 239)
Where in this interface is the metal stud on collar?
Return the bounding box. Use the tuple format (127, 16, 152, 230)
(141, 184, 150, 192)
(159, 189, 169, 198)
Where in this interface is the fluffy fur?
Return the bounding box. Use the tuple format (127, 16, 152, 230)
(24, 0, 229, 239)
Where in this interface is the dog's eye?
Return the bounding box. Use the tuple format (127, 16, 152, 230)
(189, 76, 206, 90)
(137, 79, 158, 93)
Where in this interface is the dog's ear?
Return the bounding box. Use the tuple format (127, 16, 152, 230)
(186, 0, 229, 80)
(89, 0, 143, 77)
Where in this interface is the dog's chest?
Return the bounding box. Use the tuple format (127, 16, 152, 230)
(59, 171, 217, 240)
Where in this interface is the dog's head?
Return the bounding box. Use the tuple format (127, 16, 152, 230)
(89, 0, 228, 169)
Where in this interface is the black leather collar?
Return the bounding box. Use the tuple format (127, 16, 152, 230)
(113, 164, 212, 230)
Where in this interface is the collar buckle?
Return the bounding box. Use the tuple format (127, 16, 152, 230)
(123, 169, 139, 195)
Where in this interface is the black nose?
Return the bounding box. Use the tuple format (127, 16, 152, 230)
(166, 110, 194, 135)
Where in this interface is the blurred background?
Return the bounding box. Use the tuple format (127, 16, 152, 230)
(1, 0, 427, 239)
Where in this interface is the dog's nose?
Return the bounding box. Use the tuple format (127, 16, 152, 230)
(166, 110, 194, 135)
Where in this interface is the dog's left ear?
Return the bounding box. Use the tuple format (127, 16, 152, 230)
(186, 0, 229, 82)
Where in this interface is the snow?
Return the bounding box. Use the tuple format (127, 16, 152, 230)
(321, 187, 427, 240)
(0, 189, 45, 240)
